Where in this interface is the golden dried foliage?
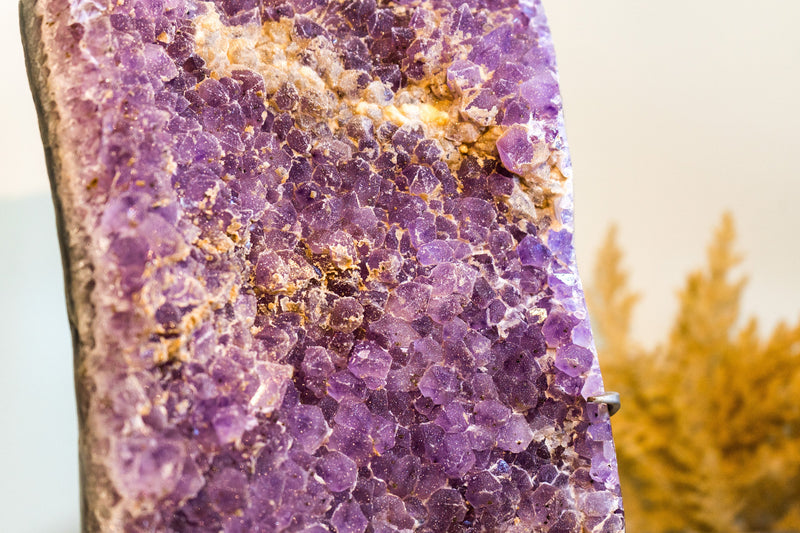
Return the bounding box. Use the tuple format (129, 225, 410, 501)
(589, 214, 800, 532)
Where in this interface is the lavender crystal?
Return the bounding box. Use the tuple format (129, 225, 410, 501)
(22, 0, 624, 530)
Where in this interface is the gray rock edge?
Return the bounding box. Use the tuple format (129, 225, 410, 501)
(20, 2, 100, 530)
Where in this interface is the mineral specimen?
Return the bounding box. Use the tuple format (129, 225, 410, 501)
(21, 0, 624, 530)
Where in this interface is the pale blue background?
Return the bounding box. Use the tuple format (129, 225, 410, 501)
(3, 1, 799, 531)
(0, 197, 77, 531)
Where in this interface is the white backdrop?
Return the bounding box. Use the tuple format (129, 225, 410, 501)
(548, 2, 800, 342)
(2, 1, 799, 531)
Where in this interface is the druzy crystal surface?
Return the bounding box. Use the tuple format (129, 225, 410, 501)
(22, 0, 624, 530)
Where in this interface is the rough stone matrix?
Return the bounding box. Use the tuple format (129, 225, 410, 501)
(21, 0, 624, 531)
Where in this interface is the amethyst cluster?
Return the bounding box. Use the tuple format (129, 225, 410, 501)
(22, 0, 624, 530)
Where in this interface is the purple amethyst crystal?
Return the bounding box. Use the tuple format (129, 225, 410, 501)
(22, 0, 624, 530)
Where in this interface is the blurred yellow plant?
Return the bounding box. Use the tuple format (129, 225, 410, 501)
(589, 214, 800, 532)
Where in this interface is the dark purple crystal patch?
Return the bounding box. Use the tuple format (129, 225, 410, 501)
(25, 0, 624, 530)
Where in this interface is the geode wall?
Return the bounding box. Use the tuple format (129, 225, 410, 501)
(22, 0, 624, 531)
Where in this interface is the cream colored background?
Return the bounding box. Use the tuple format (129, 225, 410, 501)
(1, 1, 798, 531)
(548, 2, 800, 343)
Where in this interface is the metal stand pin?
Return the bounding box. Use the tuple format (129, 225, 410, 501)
(588, 391, 621, 417)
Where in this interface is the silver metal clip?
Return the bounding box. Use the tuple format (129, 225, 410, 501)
(587, 391, 621, 417)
